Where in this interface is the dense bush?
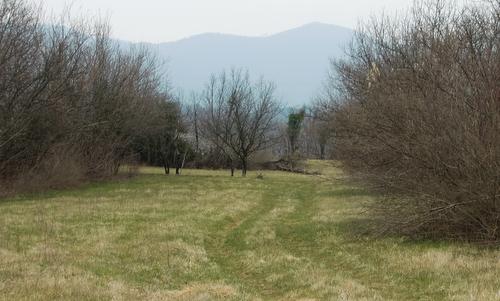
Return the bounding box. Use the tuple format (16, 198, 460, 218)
(0, 0, 176, 192)
(328, 0, 500, 242)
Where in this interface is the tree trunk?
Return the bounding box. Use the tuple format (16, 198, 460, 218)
(194, 121, 199, 153)
(241, 158, 247, 177)
(113, 162, 121, 175)
(178, 151, 187, 175)
(290, 137, 296, 156)
(162, 156, 168, 175)
(172, 150, 178, 173)
(230, 158, 235, 177)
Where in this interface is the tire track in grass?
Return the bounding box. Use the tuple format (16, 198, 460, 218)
(204, 178, 302, 299)
(273, 175, 451, 300)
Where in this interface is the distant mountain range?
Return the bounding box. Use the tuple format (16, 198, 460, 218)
(123, 22, 354, 106)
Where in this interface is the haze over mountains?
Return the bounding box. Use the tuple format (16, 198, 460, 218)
(127, 22, 354, 106)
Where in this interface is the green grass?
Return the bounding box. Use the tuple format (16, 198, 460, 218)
(0, 162, 499, 300)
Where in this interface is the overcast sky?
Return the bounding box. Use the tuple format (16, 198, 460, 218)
(38, 0, 419, 43)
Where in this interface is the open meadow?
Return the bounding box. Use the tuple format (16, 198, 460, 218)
(0, 162, 499, 300)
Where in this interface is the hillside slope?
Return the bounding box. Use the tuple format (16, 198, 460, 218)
(132, 23, 354, 105)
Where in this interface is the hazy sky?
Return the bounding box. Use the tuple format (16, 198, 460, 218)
(39, 0, 418, 43)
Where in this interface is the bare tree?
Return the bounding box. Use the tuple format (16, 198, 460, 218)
(201, 69, 281, 176)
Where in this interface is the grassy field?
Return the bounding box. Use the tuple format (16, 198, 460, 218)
(0, 162, 499, 300)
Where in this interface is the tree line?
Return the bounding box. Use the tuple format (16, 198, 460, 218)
(0, 0, 185, 192)
(0, 0, 286, 194)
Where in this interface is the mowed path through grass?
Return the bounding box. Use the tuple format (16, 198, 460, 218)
(1, 162, 499, 300)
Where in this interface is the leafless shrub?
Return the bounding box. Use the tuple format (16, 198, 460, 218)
(326, 0, 500, 242)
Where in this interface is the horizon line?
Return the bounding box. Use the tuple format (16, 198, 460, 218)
(119, 22, 354, 45)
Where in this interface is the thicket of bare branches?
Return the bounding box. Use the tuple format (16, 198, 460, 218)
(0, 0, 176, 192)
(327, 0, 500, 242)
(200, 69, 281, 176)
